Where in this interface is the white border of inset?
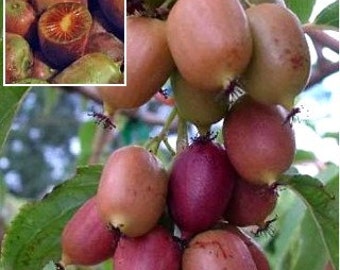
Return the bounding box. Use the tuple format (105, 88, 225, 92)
(2, 0, 127, 87)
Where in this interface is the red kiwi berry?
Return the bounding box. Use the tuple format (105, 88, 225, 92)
(242, 3, 311, 110)
(223, 95, 296, 185)
(85, 32, 124, 63)
(97, 0, 124, 40)
(58, 197, 120, 268)
(98, 16, 175, 116)
(225, 225, 270, 270)
(113, 226, 182, 270)
(5, 33, 33, 83)
(166, 0, 252, 92)
(96, 145, 168, 237)
(6, 0, 37, 41)
(182, 229, 257, 270)
(171, 71, 229, 135)
(224, 177, 278, 227)
(32, 0, 88, 14)
(38, 2, 92, 68)
(168, 137, 236, 239)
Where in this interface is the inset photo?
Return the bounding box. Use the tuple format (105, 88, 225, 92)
(3, 0, 125, 86)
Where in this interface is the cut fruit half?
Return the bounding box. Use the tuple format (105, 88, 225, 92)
(38, 2, 92, 68)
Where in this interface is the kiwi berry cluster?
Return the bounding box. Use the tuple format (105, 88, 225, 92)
(5, 0, 124, 84)
(58, 0, 311, 269)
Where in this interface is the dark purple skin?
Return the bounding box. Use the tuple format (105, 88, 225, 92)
(224, 177, 278, 227)
(168, 139, 237, 239)
(113, 226, 182, 270)
(61, 196, 120, 267)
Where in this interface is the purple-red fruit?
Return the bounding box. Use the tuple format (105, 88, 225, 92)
(60, 197, 119, 267)
(182, 229, 257, 269)
(224, 177, 278, 227)
(113, 226, 182, 270)
(168, 139, 236, 239)
(223, 95, 295, 185)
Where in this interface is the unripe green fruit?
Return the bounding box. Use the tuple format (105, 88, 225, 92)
(223, 95, 295, 185)
(99, 16, 174, 116)
(53, 53, 122, 84)
(96, 145, 168, 237)
(5, 33, 33, 83)
(171, 72, 228, 134)
(166, 0, 252, 92)
(242, 3, 310, 110)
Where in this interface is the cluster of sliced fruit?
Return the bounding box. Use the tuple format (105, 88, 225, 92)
(5, 0, 124, 84)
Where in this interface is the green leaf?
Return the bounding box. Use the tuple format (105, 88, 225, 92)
(314, 1, 339, 29)
(280, 173, 339, 269)
(0, 87, 30, 153)
(285, 0, 316, 23)
(293, 149, 317, 163)
(77, 121, 97, 166)
(1, 165, 102, 270)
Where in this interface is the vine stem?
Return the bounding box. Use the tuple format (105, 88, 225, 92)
(145, 107, 178, 155)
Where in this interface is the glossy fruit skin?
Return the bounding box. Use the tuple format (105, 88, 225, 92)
(5, 33, 33, 83)
(224, 177, 278, 226)
(98, 16, 175, 115)
(166, 0, 252, 92)
(225, 225, 270, 270)
(52, 52, 122, 84)
(168, 140, 236, 239)
(113, 226, 182, 270)
(223, 95, 295, 185)
(171, 71, 228, 134)
(38, 2, 92, 68)
(61, 197, 119, 267)
(85, 32, 124, 63)
(98, 0, 124, 40)
(97, 145, 168, 237)
(182, 229, 257, 270)
(6, 0, 37, 40)
(242, 3, 310, 110)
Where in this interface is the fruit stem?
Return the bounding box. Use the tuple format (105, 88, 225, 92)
(145, 107, 177, 155)
(176, 115, 188, 154)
